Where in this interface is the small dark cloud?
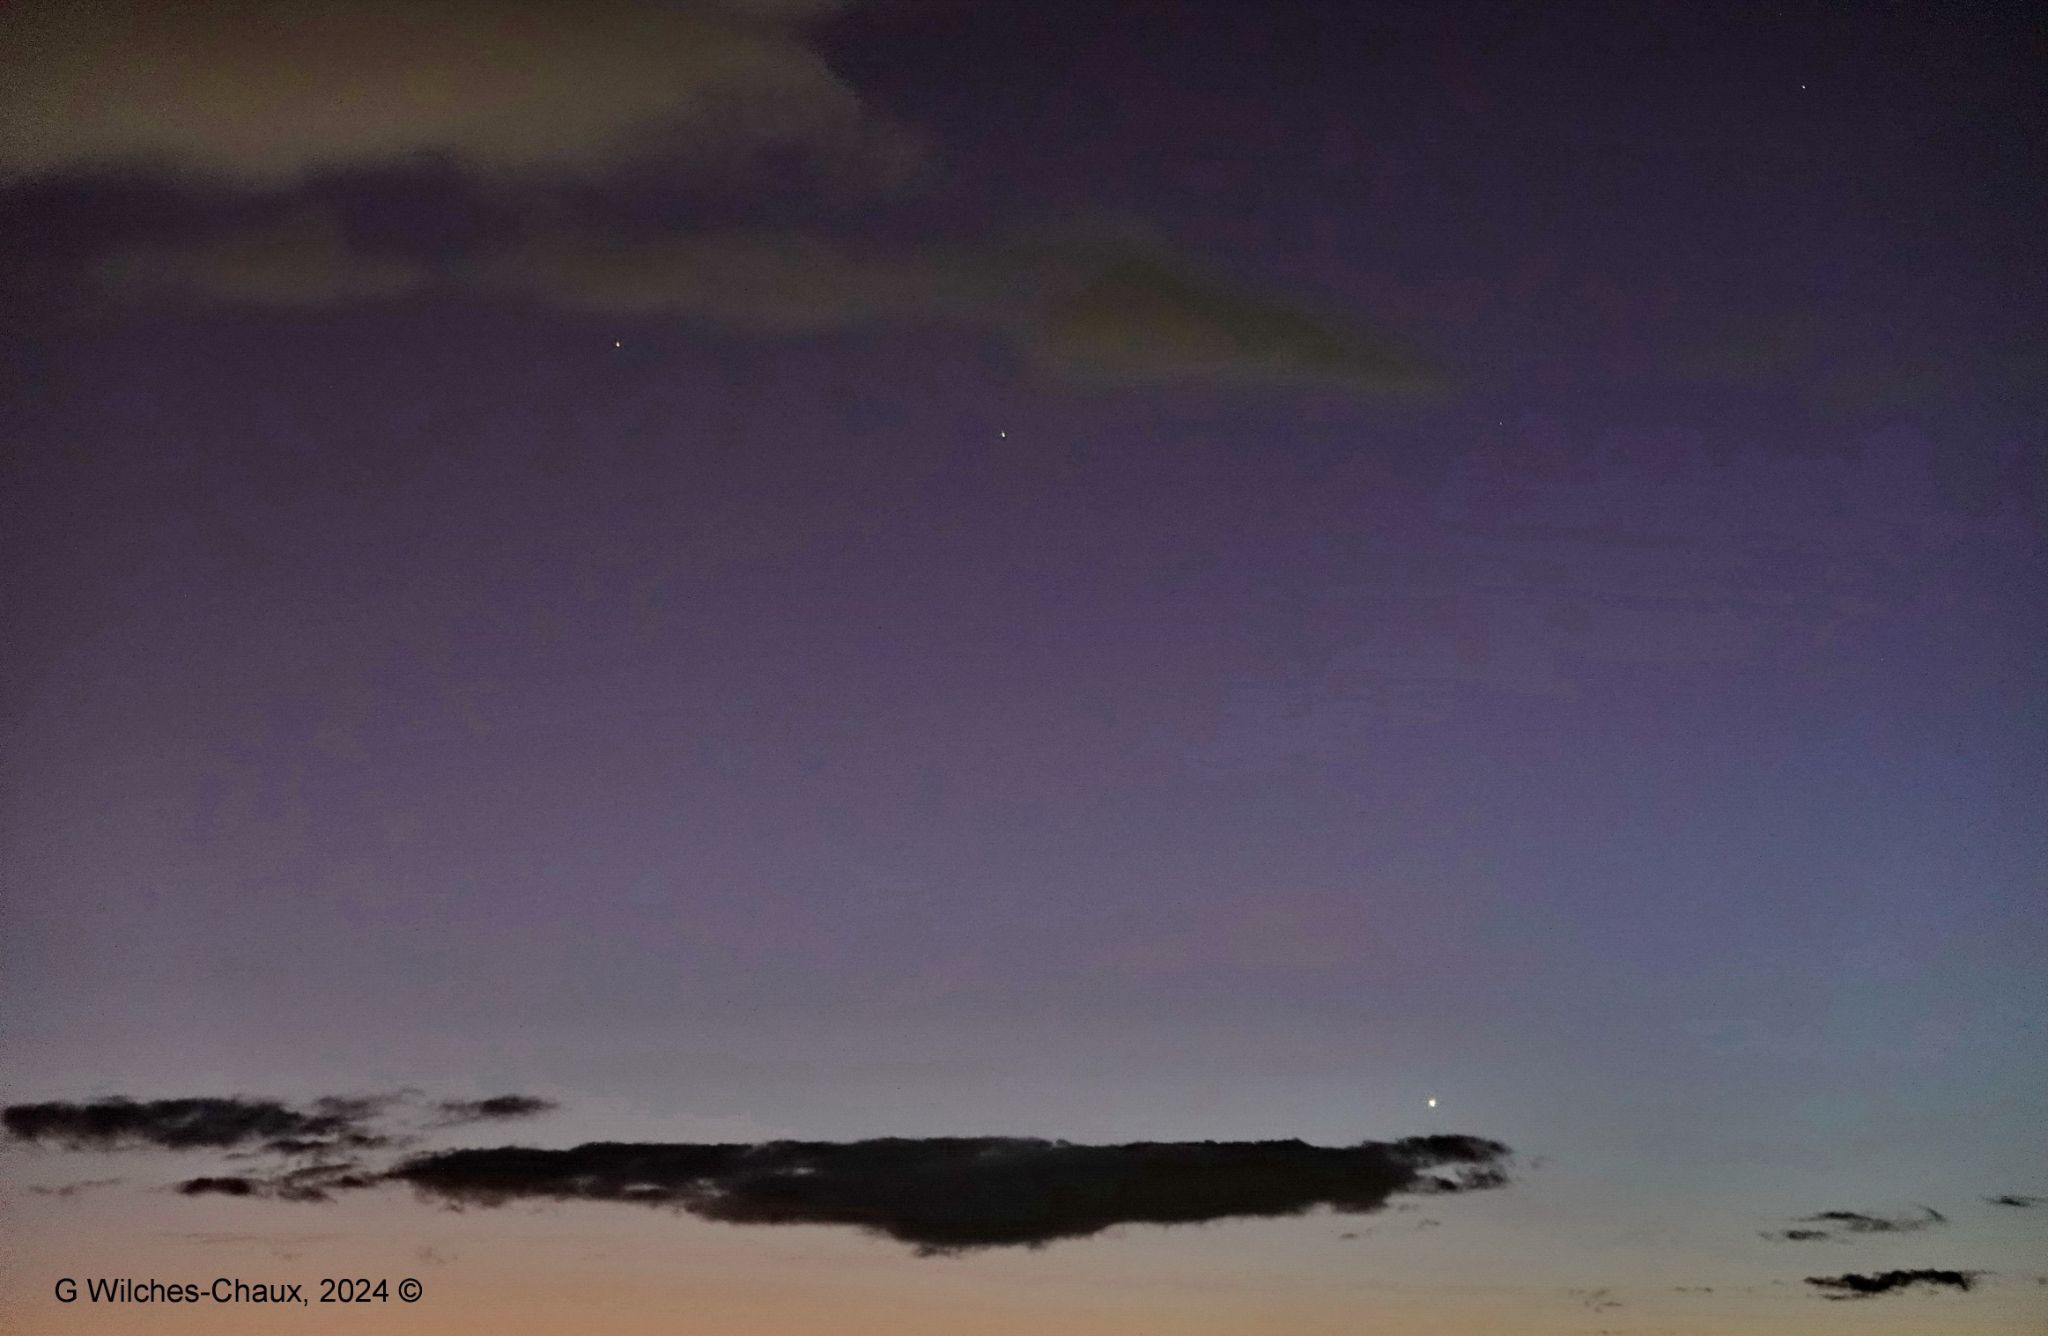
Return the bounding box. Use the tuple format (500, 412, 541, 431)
(178, 1176, 260, 1198)
(5, 1097, 376, 1152)
(1764, 1228, 1837, 1242)
(1569, 1287, 1622, 1312)
(262, 1132, 392, 1157)
(433, 1096, 559, 1126)
(1805, 1269, 1979, 1300)
(391, 1133, 1511, 1255)
(1985, 1194, 2043, 1208)
(1807, 1207, 1946, 1232)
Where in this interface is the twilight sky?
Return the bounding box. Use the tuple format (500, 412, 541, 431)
(2, 1, 2045, 1332)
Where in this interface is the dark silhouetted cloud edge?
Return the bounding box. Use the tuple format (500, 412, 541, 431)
(388, 1132, 1510, 1254)
(1804, 1269, 1979, 1300)
(3, 1096, 386, 1152)
(9, 1093, 1511, 1254)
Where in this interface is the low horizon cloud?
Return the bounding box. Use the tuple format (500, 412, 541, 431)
(7, 1092, 1510, 1255)
(388, 1132, 1510, 1254)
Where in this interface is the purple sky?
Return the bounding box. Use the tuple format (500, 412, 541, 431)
(3, 2, 2045, 1331)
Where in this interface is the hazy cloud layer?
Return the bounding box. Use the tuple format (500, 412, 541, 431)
(465, 226, 1001, 329)
(0, 0, 914, 184)
(1025, 253, 1437, 394)
(1805, 1207, 1947, 1233)
(28, 1177, 124, 1198)
(1804, 1269, 1979, 1300)
(92, 217, 1439, 393)
(388, 1133, 1510, 1254)
(95, 213, 430, 308)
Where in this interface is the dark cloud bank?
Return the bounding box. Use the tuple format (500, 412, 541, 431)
(1805, 1269, 1980, 1300)
(388, 1133, 1510, 1254)
(7, 1095, 1510, 1255)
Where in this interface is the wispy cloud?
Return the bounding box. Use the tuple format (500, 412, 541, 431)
(28, 1177, 125, 1198)
(3, 1096, 388, 1152)
(1763, 1206, 1946, 1242)
(4, 1090, 550, 1156)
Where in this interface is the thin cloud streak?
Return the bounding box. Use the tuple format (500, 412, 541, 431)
(1763, 1206, 1947, 1242)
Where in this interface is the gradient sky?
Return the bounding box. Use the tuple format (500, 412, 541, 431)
(3, 1, 2045, 1332)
